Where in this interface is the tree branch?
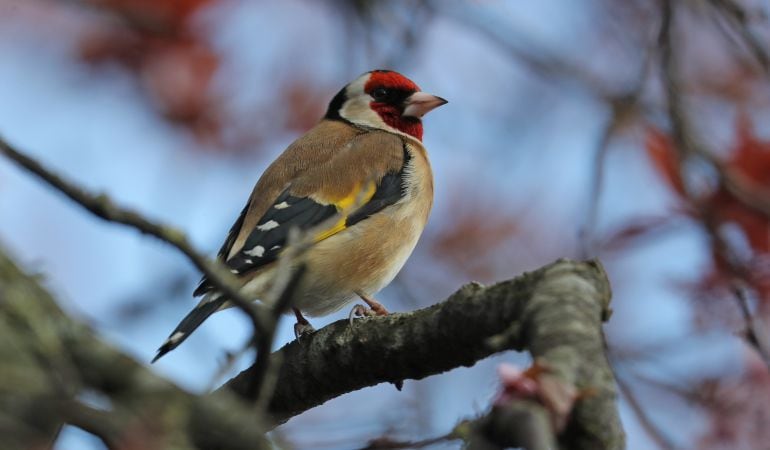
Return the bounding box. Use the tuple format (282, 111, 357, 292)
(468, 400, 558, 450)
(0, 136, 270, 336)
(0, 247, 270, 450)
(659, 0, 770, 375)
(0, 236, 623, 449)
(707, 0, 770, 74)
(225, 258, 625, 450)
(732, 284, 770, 372)
(616, 373, 678, 450)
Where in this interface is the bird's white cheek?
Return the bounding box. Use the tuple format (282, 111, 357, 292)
(339, 97, 386, 129)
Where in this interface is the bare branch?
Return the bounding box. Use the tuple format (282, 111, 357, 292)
(707, 0, 770, 74)
(431, 1, 613, 100)
(0, 136, 271, 346)
(658, 2, 770, 223)
(248, 264, 306, 403)
(616, 373, 679, 450)
(467, 401, 557, 450)
(0, 247, 271, 450)
(360, 430, 459, 449)
(659, 1, 770, 375)
(224, 259, 625, 450)
(732, 283, 770, 372)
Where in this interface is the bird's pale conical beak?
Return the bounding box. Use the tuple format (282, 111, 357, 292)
(402, 92, 448, 118)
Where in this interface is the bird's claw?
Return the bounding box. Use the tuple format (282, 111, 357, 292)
(348, 304, 376, 326)
(356, 292, 389, 316)
(294, 321, 315, 341)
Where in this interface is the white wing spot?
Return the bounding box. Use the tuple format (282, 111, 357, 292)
(270, 245, 281, 250)
(230, 269, 239, 274)
(244, 245, 265, 257)
(245, 258, 253, 264)
(169, 331, 185, 344)
(257, 220, 280, 231)
(203, 292, 222, 304)
(274, 201, 290, 209)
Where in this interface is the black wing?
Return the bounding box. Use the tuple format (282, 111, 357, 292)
(195, 146, 411, 297)
(194, 189, 337, 296)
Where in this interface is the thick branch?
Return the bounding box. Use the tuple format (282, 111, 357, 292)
(225, 259, 625, 450)
(468, 401, 558, 450)
(0, 247, 269, 450)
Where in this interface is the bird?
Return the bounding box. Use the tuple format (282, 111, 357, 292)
(152, 70, 446, 362)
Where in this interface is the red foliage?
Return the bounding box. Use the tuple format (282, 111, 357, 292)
(711, 116, 770, 254)
(78, 0, 223, 143)
(599, 215, 678, 253)
(429, 205, 519, 280)
(281, 80, 330, 134)
(84, 0, 214, 32)
(644, 118, 770, 299)
(645, 128, 687, 197)
(698, 359, 770, 450)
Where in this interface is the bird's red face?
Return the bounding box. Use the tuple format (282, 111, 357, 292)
(326, 70, 447, 141)
(365, 71, 424, 140)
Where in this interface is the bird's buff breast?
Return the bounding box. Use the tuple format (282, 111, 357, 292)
(296, 146, 432, 316)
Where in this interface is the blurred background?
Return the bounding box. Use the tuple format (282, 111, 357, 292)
(1, 0, 770, 449)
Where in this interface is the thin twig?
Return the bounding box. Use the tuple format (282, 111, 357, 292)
(205, 230, 330, 401)
(580, 117, 618, 259)
(359, 431, 459, 450)
(205, 343, 253, 392)
(707, 0, 770, 74)
(659, 0, 689, 163)
(731, 283, 770, 371)
(659, 2, 770, 222)
(616, 373, 679, 450)
(580, 34, 658, 258)
(249, 264, 306, 402)
(659, 0, 737, 267)
(429, 0, 613, 101)
(634, 372, 721, 408)
(659, 0, 770, 379)
(61, 400, 123, 450)
(0, 136, 270, 340)
(249, 183, 371, 405)
(580, 94, 654, 260)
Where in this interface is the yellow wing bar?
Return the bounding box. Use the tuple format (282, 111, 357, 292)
(314, 181, 377, 242)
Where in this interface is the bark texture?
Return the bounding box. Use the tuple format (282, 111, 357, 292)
(225, 259, 625, 450)
(0, 249, 269, 450)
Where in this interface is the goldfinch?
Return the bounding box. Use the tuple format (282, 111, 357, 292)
(153, 70, 446, 362)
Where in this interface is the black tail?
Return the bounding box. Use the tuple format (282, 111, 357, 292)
(151, 297, 224, 363)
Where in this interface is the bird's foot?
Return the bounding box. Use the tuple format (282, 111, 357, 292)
(348, 304, 377, 325)
(348, 293, 389, 326)
(357, 292, 389, 316)
(293, 308, 315, 341)
(294, 321, 315, 341)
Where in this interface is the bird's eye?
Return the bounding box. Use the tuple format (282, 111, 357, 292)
(371, 88, 389, 101)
